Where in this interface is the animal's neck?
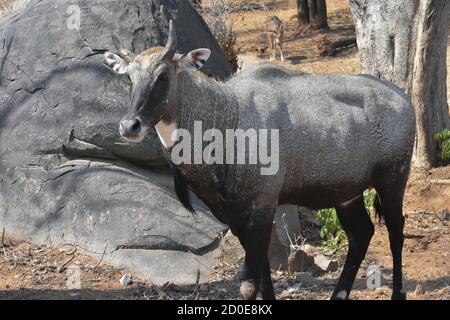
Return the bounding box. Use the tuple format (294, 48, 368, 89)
(174, 71, 238, 133)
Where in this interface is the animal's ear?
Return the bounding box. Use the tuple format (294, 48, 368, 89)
(103, 52, 128, 74)
(178, 48, 211, 71)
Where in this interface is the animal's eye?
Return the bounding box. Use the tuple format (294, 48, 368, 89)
(158, 73, 169, 81)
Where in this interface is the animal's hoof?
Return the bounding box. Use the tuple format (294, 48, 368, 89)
(330, 290, 348, 300)
(391, 290, 407, 300)
(240, 280, 258, 300)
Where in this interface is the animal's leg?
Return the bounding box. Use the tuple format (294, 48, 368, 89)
(238, 253, 274, 299)
(375, 162, 410, 300)
(259, 253, 275, 299)
(331, 194, 374, 300)
(269, 34, 275, 61)
(278, 39, 284, 62)
(237, 208, 275, 300)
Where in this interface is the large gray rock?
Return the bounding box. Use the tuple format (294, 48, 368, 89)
(0, 0, 231, 285)
(274, 205, 301, 247)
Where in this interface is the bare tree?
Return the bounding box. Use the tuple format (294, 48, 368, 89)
(296, 0, 329, 33)
(349, 0, 450, 169)
(196, 0, 239, 72)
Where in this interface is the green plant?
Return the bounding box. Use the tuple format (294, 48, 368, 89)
(434, 129, 450, 161)
(364, 188, 376, 214)
(316, 189, 377, 254)
(316, 207, 347, 254)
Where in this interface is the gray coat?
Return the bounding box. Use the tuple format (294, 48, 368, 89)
(173, 64, 415, 230)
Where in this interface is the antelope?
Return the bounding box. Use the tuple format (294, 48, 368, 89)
(103, 20, 415, 300)
(265, 15, 285, 62)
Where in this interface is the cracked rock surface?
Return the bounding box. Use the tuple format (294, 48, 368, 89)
(0, 0, 231, 285)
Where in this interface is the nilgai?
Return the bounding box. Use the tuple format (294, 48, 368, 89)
(103, 21, 415, 300)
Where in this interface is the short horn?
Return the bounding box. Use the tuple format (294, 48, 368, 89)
(160, 20, 177, 61)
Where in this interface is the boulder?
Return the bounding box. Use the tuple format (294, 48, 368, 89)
(269, 205, 302, 270)
(288, 248, 315, 273)
(301, 243, 320, 256)
(0, 0, 232, 285)
(268, 222, 290, 270)
(274, 205, 301, 247)
(313, 254, 339, 273)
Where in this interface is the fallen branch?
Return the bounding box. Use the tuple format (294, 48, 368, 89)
(318, 37, 357, 57)
(58, 252, 76, 273)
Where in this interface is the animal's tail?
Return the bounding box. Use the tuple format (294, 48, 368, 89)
(172, 165, 196, 214)
(373, 191, 384, 223)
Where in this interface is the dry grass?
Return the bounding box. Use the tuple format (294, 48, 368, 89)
(0, 0, 14, 16)
(196, 0, 240, 72)
(226, 0, 361, 74)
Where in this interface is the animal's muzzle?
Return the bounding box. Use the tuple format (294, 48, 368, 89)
(119, 118, 142, 139)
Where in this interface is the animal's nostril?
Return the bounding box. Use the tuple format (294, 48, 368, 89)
(130, 119, 141, 134)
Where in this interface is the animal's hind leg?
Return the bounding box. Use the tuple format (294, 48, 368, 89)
(237, 206, 275, 300)
(331, 194, 374, 300)
(277, 40, 284, 62)
(375, 162, 409, 300)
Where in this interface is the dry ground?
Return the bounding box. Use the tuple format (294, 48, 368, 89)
(230, 0, 360, 73)
(0, 167, 448, 300)
(0, 0, 449, 300)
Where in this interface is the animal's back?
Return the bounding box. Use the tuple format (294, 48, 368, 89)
(225, 64, 415, 206)
(227, 64, 415, 159)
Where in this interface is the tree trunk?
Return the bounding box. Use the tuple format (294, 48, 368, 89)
(349, 0, 450, 169)
(308, 0, 328, 30)
(296, 0, 310, 29)
(314, 0, 329, 30)
(296, 0, 328, 32)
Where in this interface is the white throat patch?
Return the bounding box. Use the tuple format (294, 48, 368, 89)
(336, 290, 348, 300)
(155, 120, 177, 148)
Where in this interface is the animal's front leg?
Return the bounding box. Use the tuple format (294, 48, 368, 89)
(277, 40, 284, 62)
(269, 36, 275, 62)
(236, 207, 275, 300)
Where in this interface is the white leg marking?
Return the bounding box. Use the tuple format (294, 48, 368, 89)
(155, 121, 177, 148)
(336, 290, 348, 300)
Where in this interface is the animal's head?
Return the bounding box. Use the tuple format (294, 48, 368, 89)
(104, 20, 211, 142)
